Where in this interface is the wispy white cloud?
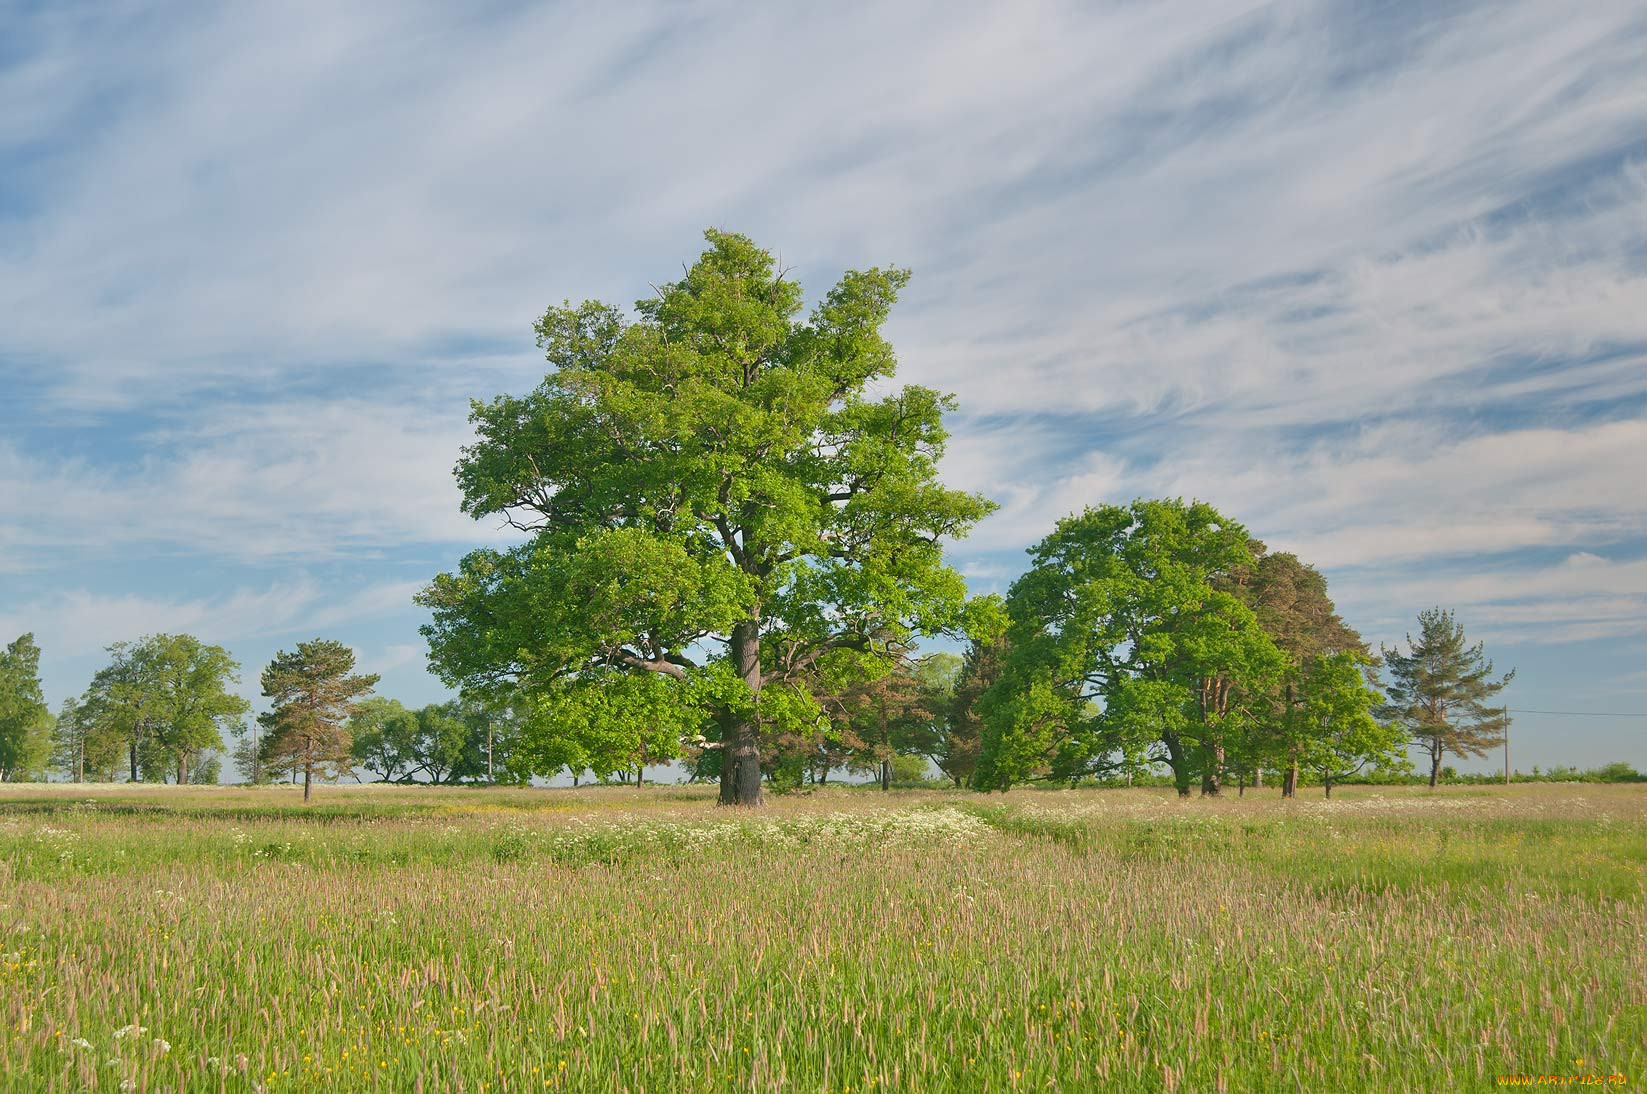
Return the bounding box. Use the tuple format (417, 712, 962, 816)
(1, 0, 1646, 757)
(0, 577, 423, 660)
(0, 399, 511, 563)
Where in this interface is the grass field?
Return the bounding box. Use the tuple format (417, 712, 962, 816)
(1, 783, 1642, 1092)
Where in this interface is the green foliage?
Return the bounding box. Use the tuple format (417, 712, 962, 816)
(978, 499, 1283, 794)
(1290, 652, 1408, 794)
(519, 672, 700, 782)
(348, 697, 417, 782)
(0, 633, 53, 781)
(938, 629, 1006, 787)
(887, 752, 933, 785)
(1222, 547, 1370, 794)
(74, 635, 248, 784)
(420, 230, 992, 803)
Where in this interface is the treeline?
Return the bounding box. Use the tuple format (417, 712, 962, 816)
(0, 635, 528, 792)
(0, 502, 1605, 798)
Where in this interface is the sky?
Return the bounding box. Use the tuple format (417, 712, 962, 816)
(2, 0, 1646, 775)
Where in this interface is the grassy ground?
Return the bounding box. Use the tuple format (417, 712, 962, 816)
(1, 782, 1642, 1092)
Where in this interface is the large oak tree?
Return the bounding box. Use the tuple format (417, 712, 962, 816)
(420, 230, 991, 806)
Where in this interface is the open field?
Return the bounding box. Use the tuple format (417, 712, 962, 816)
(1, 783, 1643, 1092)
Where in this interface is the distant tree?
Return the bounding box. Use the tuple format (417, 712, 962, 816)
(189, 752, 223, 786)
(230, 727, 280, 784)
(259, 640, 378, 803)
(85, 640, 170, 782)
(519, 674, 701, 788)
(51, 695, 88, 782)
(51, 694, 129, 783)
(1292, 652, 1406, 797)
(1381, 608, 1514, 788)
(448, 694, 526, 784)
(63, 685, 128, 782)
(938, 630, 1008, 788)
(348, 697, 418, 782)
(140, 635, 249, 784)
(0, 634, 53, 782)
(1226, 547, 1369, 796)
(900, 652, 963, 784)
(418, 230, 992, 806)
(826, 651, 951, 791)
(77, 635, 248, 784)
(403, 702, 471, 785)
(978, 500, 1283, 795)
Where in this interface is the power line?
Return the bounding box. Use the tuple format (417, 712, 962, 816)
(1505, 708, 1645, 718)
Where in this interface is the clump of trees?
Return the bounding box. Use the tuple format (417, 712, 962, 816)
(966, 500, 1405, 797)
(36, 634, 249, 785)
(16, 627, 527, 792)
(349, 696, 525, 785)
(404, 231, 1542, 802)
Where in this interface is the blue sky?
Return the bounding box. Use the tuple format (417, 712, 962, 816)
(2, 0, 1645, 773)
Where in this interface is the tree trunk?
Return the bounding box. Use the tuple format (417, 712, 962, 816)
(303, 738, 313, 803)
(1200, 742, 1225, 797)
(1324, 771, 1333, 799)
(177, 753, 189, 786)
(636, 764, 644, 789)
(880, 758, 891, 791)
(1253, 769, 1262, 789)
(1428, 742, 1442, 788)
(1163, 732, 1192, 798)
(719, 618, 765, 807)
(1282, 758, 1298, 799)
(129, 740, 139, 782)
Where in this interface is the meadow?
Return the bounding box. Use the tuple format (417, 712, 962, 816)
(1, 783, 1642, 1092)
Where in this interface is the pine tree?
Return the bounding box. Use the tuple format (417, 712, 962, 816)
(259, 639, 378, 802)
(941, 634, 1008, 787)
(1381, 608, 1514, 787)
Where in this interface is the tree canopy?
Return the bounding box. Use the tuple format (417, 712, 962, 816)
(420, 229, 993, 805)
(977, 499, 1285, 795)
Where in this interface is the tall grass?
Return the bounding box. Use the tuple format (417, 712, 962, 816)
(1, 784, 1642, 1091)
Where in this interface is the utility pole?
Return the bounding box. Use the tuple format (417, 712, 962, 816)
(1502, 705, 1510, 786)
